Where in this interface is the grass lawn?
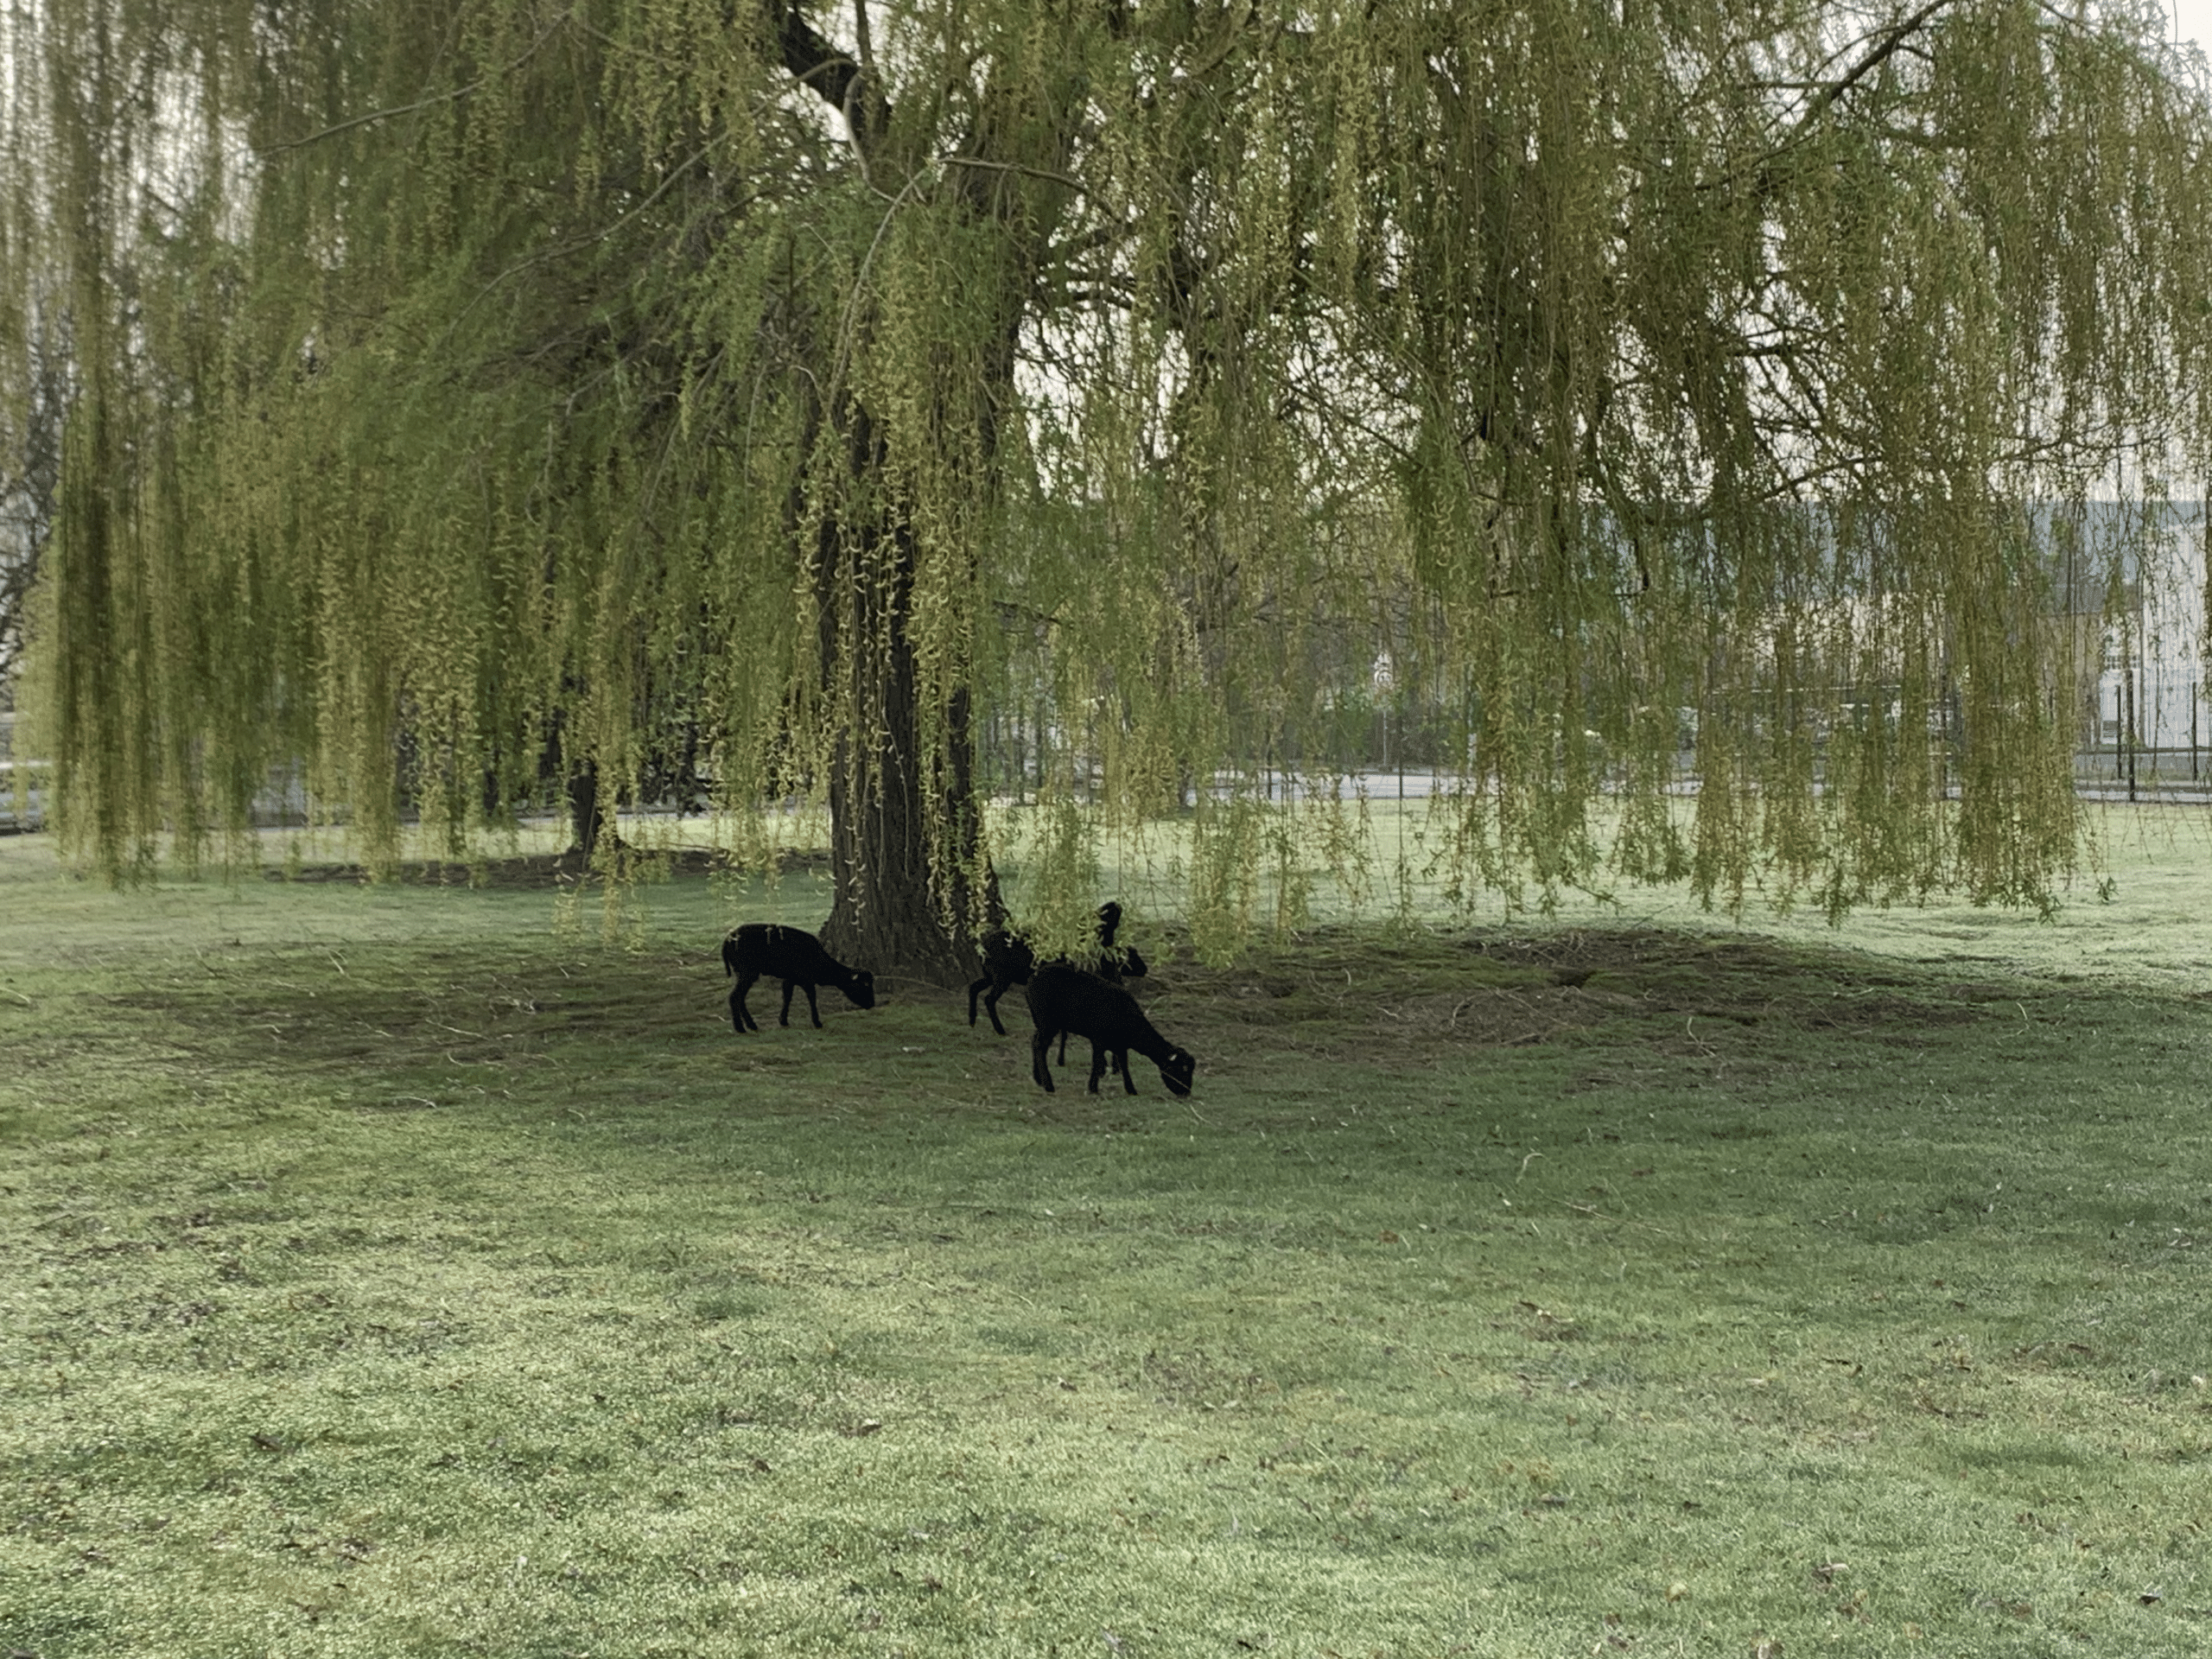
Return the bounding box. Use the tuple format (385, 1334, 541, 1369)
(3, 820, 2212, 1657)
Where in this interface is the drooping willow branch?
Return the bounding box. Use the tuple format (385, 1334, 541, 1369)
(8, 0, 2209, 946)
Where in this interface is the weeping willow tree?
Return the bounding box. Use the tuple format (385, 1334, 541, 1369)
(9, 0, 2212, 974)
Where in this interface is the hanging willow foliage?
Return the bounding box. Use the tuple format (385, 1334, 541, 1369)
(8, 0, 2212, 970)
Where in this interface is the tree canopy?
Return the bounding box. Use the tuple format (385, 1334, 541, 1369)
(9, 0, 2212, 970)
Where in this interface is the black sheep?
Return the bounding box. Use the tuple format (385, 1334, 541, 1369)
(721, 924, 876, 1033)
(969, 900, 1148, 1039)
(1025, 963, 1195, 1096)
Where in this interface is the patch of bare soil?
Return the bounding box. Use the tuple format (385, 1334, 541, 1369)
(100, 947, 727, 1076)
(1141, 926, 2022, 1065)
(264, 846, 828, 888)
(93, 918, 2037, 1081)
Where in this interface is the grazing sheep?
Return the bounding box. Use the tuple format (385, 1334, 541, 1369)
(1025, 963, 1195, 1096)
(969, 900, 1149, 1039)
(721, 924, 876, 1033)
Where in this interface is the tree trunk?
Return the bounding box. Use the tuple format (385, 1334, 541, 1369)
(814, 410, 995, 988)
(567, 760, 611, 861)
(785, 63, 1048, 988)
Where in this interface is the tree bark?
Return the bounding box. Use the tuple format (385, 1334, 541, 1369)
(567, 759, 612, 861)
(766, 5, 1056, 985)
(813, 410, 995, 987)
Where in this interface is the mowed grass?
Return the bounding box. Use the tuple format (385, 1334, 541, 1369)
(3, 832, 2212, 1657)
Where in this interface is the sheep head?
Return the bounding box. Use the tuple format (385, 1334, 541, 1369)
(1159, 1047, 1196, 1096)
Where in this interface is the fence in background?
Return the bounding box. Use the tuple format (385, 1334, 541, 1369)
(10, 712, 2212, 838)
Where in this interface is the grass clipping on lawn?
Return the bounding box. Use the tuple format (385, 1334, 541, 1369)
(2, 839, 2209, 1656)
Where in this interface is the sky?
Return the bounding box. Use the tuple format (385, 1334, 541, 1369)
(2172, 1, 2212, 49)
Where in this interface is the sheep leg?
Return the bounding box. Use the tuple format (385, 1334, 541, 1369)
(1057, 1030, 1070, 1066)
(1086, 1042, 1108, 1094)
(779, 979, 798, 1027)
(1031, 1028, 1057, 1092)
(1119, 1050, 1138, 1095)
(802, 982, 823, 1027)
(967, 976, 990, 1028)
(1072, 1039, 1124, 1077)
(733, 971, 766, 1033)
(983, 976, 1011, 1037)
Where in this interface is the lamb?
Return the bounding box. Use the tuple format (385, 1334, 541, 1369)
(721, 924, 876, 1033)
(1024, 963, 1195, 1096)
(969, 900, 1148, 1039)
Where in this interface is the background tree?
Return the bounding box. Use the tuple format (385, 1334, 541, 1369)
(8, 0, 2212, 969)
(0, 313, 62, 702)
